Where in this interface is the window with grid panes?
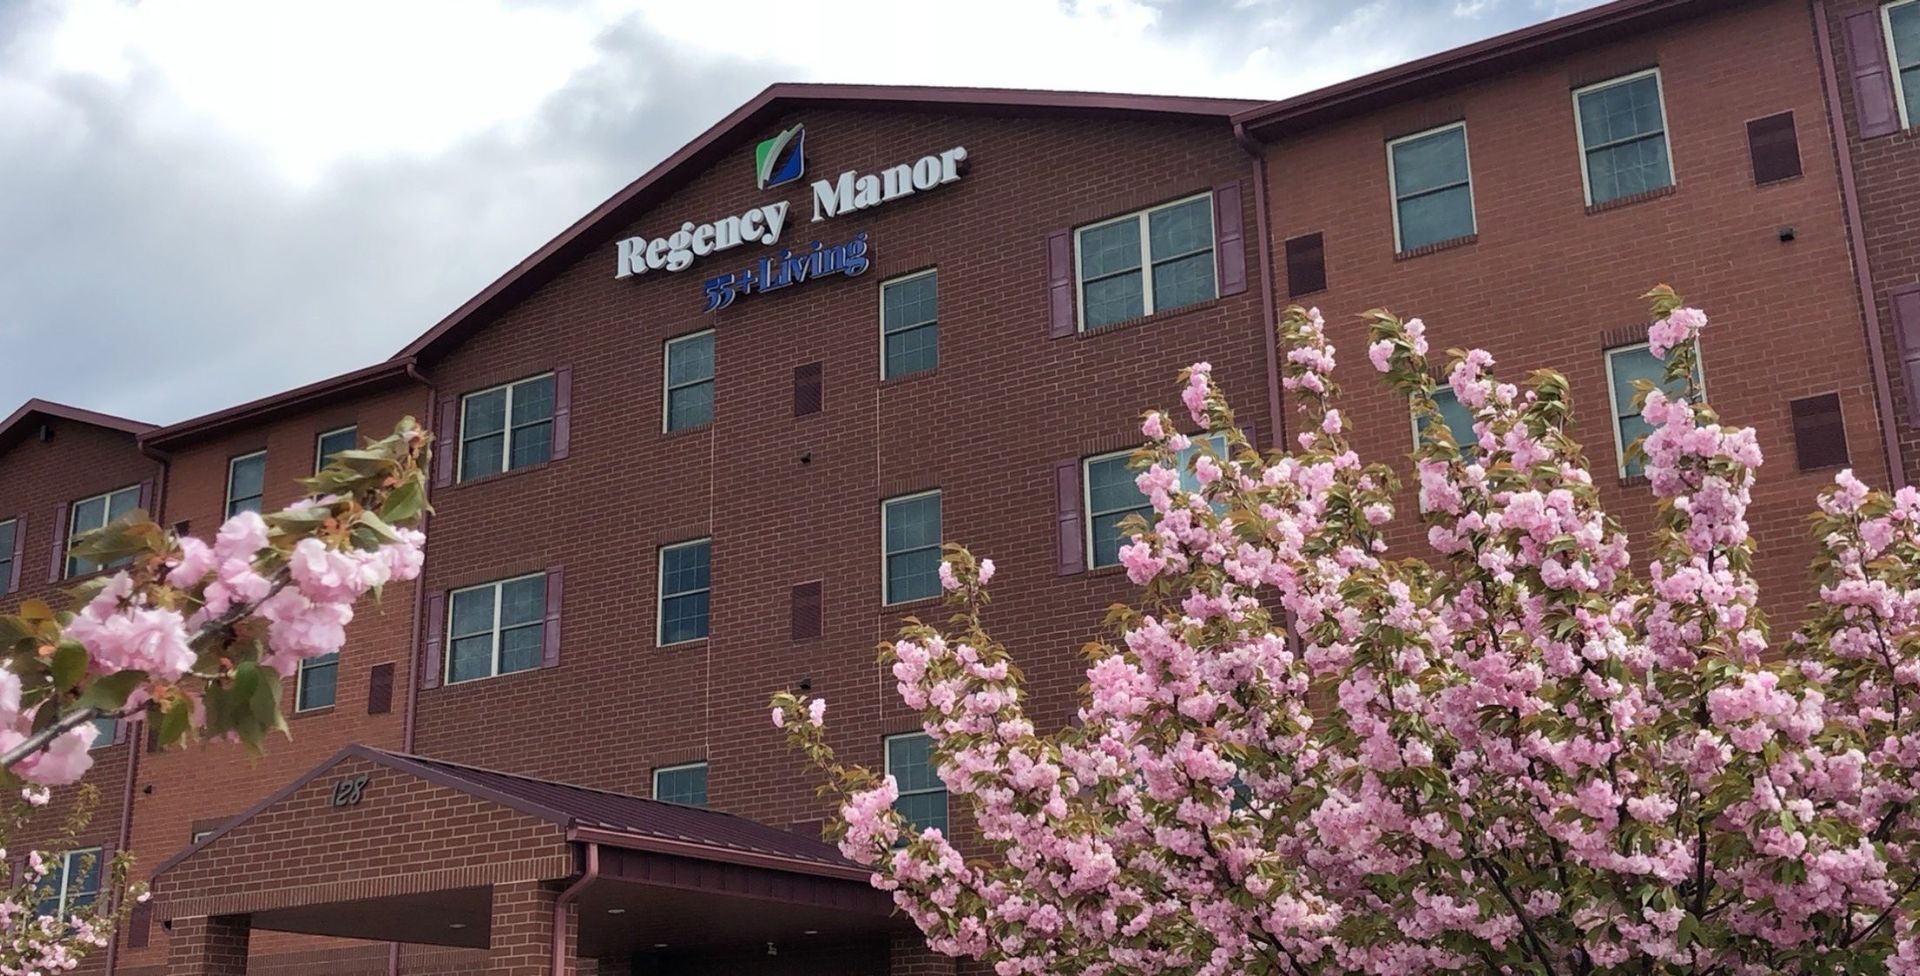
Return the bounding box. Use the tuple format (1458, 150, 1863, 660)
(1075, 195, 1215, 331)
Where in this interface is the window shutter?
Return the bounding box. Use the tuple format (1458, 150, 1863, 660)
(1213, 182, 1247, 297)
(126, 901, 153, 948)
(366, 663, 394, 715)
(48, 503, 68, 583)
(137, 479, 155, 515)
(1046, 229, 1075, 338)
(1285, 233, 1326, 298)
(790, 581, 823, 640)
(1845, 9, 1903, 138)
(1240, 423, 1260, 455)
(1790, 393, 1849, 470)
(433, 394, 457, 489)
(8, 513, 24, 594)
(1747, 112, 1802, 185)
(551, 366, 573, 461)
(111, 717, 127, 745)
(420, 591, 446, 690)
(1054, 459, 1085, 576)
(793, 363, 824, 416)
(1895, 286, 1920, 424)
(542, 566, 564, 669)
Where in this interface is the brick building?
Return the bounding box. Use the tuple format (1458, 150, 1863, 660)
(0, 0, 1911, 973)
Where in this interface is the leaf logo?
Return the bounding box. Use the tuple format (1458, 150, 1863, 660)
(755, 125, 806, 190)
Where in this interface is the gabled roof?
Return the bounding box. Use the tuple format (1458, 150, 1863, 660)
(393, 83, 1261, 364)
(154, 744, 863, 882)
(0, 398, 153, 454)
(139, 359, 421, 452)
(1233, 0, 1741, 138)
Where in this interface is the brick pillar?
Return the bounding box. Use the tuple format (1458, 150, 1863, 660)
(165, 914, 249, 976)
(489, 879, 580, 976)
(890, 930, 956, 976)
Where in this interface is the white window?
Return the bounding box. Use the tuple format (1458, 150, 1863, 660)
(664, 331, 715, 432)
(34, 849, 101, 918)
(657, 539, 711, 646)
(460, 374, 555, 482)
(1574, 69, 1675, 206)
(1075, 194, 1216, 331)
(226, 451, 266, 517)
(1387, 122, 1475, 252)
(881, 270, 938, 379)
(1890, 0, 1920, 129)
(653, 762, 708, 807)
(1082, 433, 1228, 570)
(886, 733, 948, 836)
(0, 518, 16, 592)
(314, 426, 357, 474)
(882, 491, 942, 605)
(1411, 386, 1480, 452)
(66, 485, 140, 578)
(446, 573, 547, 684)
(1605, 342, 1704, 478)
(296, 653, 338, 711)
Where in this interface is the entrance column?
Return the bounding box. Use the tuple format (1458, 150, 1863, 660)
(489, 879, 579, 975)
(165, 914, 250, 976)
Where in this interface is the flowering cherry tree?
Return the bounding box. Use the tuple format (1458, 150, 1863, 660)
(0, 418, 431, 971)
(776, 287, 1920, 974)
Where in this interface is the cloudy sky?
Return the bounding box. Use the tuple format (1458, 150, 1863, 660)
(0, 0, 1602, 424)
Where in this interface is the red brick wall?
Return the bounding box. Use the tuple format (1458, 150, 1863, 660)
(406, 107, 1272, 852)
(1261, 0, 1881, 624)
(0, 416, 160, 973)
(1823, 0, 1920, 483)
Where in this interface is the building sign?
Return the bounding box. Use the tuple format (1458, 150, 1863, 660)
(703, 232, 870, 312)
(611, 124, 968, 293)
(329, 773, 370, 808)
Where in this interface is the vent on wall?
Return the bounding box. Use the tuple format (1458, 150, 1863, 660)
(1747, 112, 1801, 185)
(1285, 233, 1326, 297)
(790, 581, 822, 641)
(793, 363, 823, 417)
(366, 663, 394, 715)
(1789, 393, 1848, 471)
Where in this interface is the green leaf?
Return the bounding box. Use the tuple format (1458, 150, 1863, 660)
(50, 640, 89, 691)
(77, 670, 148, 712)
(378, 479, 428, 526)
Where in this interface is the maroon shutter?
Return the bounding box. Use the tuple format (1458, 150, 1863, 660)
(1790, 393, 1849, 470)
(136, 479, 154, 514)
(420, 591, 446, 690)
(790, 581, 823, 640)
(366, 663, 394, 715)
(1046, 229, 1075, 338)
(111, 718, 127, 745)
(1240, 424, 1260, 456)
(1845, 9, 1903, 138)
(793, 363, 824, 416)
(1054, 459, 1085, 576)
(1895, 286, 1920, 423)
(1747, 112, 1802, 185)
(126, 901, 153, 948)
(541, 567, 563, 668)
(550, 366, 572, 461)
(433, 394, 457, 489)
(48, 503, 68, 582)
(1285, 233, 1326, 297)
(1213, 182, 1247, 298)
(7, 513, 24, 594)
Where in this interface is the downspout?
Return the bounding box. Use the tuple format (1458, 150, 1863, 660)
(392, 363, 433, 976)
(1235, 121, 1286, 452)
(401, 362, 433, 755)
(554, 842, 599, 976)
(102, 714, 142, 976)
(1812, 0, 1906, 484)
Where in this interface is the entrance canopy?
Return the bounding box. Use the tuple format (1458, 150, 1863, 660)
(152, 745, 897, 963)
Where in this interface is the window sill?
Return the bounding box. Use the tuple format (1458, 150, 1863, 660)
(435, 665, 548, 691)
(1617, 472, 1649, 488)
(1585, 184, 1675, 215)
(662, 422, 713, 440)
(881, 594, 944, 614)
(447, 459, 556, 492)
(658, 637, 709, 650)
(1395, 234, 1477, 261)
(1083, 563, 1131, 579)
(289, 705, 336, 721)
(879, 367, 938, 389)
(1076, 296, 1226, 339)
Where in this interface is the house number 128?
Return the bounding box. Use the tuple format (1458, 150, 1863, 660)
(330, 774, 369, 808)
